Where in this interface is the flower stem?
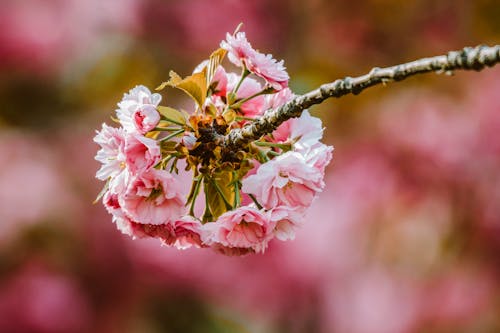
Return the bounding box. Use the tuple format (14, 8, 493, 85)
(232, 172, 241, 208)
(158, 129, 184, 142)
(187, 175, 203, 217)
(254, 141, 291, 150)
(154, 126, 183, 132)
(159, 154, 175, 170)
(230, 87, 274, 109)
(248, 193, 263, 210)
(232, 66, 250, 95)
(169, 157, 179, 173)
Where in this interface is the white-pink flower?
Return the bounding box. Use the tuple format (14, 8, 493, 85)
(103, 190, 167, 240)
(116, 85, 162, 134)
(211, 66, 229, 97)
(268, 206, 305, 241)
(249, 51, 289, 90)
(265, 87, 295, 111)
(133, 105, 161, 134)
(302, 143, 334, 177)
(242, 151, 324, 210)
(226, 72, 266, 117)
(97, 133, 162, 199)
(221, 32, 289, 90)
(272, 110, 324, 151)
(220, 32, 255, 68)
(103, 189, 126, 219)
(94, 124, 126, 181)
(124, 134, 161, 174)
(202, 206, 275, 254)
(119, 168, 185, 225)
(164, 216, 204, 250)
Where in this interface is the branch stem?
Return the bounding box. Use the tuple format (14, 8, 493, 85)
(225, 44, 500, 149)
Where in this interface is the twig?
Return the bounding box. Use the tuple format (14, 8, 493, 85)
(225, 44, 500, 149)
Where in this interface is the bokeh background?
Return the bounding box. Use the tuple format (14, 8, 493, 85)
(1, 0, 499, 332)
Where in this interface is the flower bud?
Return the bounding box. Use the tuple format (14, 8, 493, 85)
(133, 105, 160, 134)
(181, 132, 197, 150)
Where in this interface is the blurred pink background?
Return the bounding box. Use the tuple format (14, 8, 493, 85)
(0, 0, 499, 332)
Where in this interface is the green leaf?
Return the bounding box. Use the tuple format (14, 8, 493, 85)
(157, 106, 186, 126)
(203, 171, 234, 221)
(158, 70, 207, 110)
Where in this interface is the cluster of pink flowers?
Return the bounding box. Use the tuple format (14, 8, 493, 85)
(94, 29, 332, 255)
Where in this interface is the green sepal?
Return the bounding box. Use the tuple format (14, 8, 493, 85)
(93, 178, 110, 204)
(157, 106, 187, 126)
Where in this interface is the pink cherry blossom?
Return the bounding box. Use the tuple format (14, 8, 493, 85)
(102, 195, 178, 240)
(272, 109, 324, 151)
(115, 215, 149, 239)
(221, 32, 289, 90)
(163, 216, 204, 249)
(103, 189, 126, 219)
(116, 85, 162, 134)
(268, 206, 305, 241)
(302, 143, 334, 176)
(202, 206, 275, 254)
(210, 66, 229, 96)
(133, 105, 161, 134)
(265, 87, 295, 110)
(124, 134, 161, 174)
(242, 152, 324, 210)
(114, 215, 175, 241)
(103, 187, 166, 239)
(103, 190, 142, 238)
(226, 72, 266, 117)
(289, 111, 324, 150)
(220, 32, 255, 68)
(249, 51, 289, 90)
(93, 124, 126, 180)
(95, 129, 161, 179)
(118, 168, 185, 225)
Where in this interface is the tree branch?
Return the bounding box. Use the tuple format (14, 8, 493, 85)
(225, 44, 500, 149)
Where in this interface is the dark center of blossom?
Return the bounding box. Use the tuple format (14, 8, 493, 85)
(186, 115, 249, 174)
